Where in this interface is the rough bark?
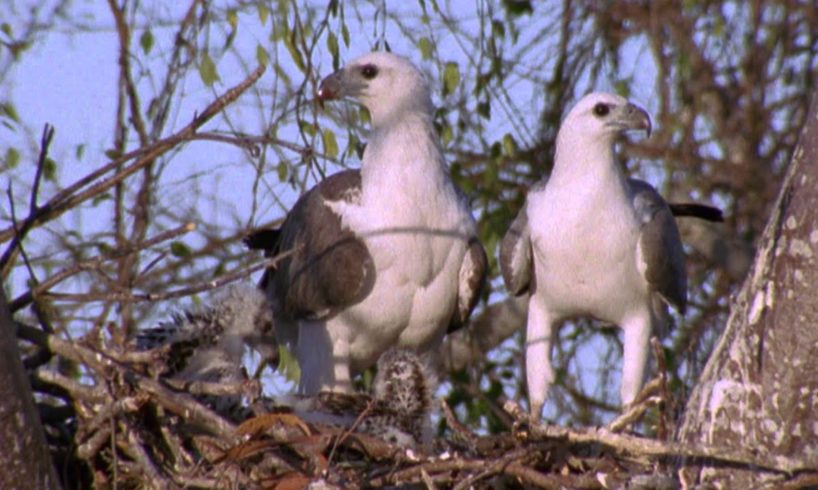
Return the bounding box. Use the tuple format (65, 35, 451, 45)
(0, 287, 61, 489)
(677, 87, 818, 487)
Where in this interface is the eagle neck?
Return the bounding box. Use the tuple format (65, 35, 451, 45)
(360, 111, 447, 192)
(550, 136, 625, 189)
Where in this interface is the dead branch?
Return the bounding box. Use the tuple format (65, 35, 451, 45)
(0, 65, 265, 245)
(503, 400, 818, 474)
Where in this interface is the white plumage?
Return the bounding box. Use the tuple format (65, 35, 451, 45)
(261, 52, 486, 395)
(500, 92, 687, 417)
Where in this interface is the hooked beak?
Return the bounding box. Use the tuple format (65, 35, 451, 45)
(317, 70, 344, 102)
(316, 67, 367, 108)
(621, 102, 652, 137)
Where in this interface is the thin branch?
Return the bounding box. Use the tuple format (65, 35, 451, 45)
(9, 222, 197, 312)
(0, 124, 55, 277)
(0, 65, 266, 244)
(30, 124, 55, 212)
(503, 400, 818, 474)
(37, 249, 293, 305)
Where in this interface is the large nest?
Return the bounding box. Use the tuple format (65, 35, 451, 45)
(22, 305, 797, 490)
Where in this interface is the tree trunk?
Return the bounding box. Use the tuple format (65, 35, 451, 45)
(677, 87, 818, 487)
(0, 287, 61, 489)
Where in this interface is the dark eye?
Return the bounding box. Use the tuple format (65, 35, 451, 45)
(360, 64, 378, 79)
(593, 103, 610, 117)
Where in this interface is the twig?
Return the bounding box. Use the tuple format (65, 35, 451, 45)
(9, 222, 197, 312)
(164, 378, 261, 399)
(124, 427, 171, 490)
(441, 399, 479, 448)
(451, 448, 533, 490)
(0, 124, 55, 276)
(37, 250, 292, 304)
(78, 395, 146, 446)
(31, 124, 55, 211)
(76, 425, 113, 460)
(510, 462, 607, 489)
(129, 374, 236, 439)
(17, 323, 116, 374)
(22, 322, 234, 438)
(0, 65, 265, 244)
(325, 398, 378, 468)
(607, 376, 662, 433)
(503, 400, 818, 474)
(34, 368, 108, 405)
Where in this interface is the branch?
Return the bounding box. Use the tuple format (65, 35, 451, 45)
(503, 400, 817, 474)
(9, 222, 196, 312)
(0, 65, 266, 245)
(18, 322, 236, 439)
(36, 251, 290, 304)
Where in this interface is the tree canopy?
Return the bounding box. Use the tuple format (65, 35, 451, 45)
(1, 1, 817, 487)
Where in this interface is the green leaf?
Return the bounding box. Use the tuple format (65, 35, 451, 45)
(91, 193, 111, 206)
(75, 143, 85, 161)
(492, 19, 505, 39)
(284, 30, 306, 73)
(1, 102, 20, 123)
(170, 241, 192, 258)
(442, 62, 460, 97)
(477, 100, 491, 119)
(95, 242, 113, 256)
(298, 120, 316, 137)
(359, 107, 371, 125)
(440, 121, 453, 147)
(341, 24, 350, 46)
(272, 62, 292, 86)
(198, 52, 220, 86)
(104, 148, 122, 160)
(277, 345, 301, 384)
(489, 141, 502, 159)
(257, 4, 269, 25)
(139, 29, 154, 55)
(327, 31, 339, 69)
(276, 161, 288, 181)
(502, 133, 517, 157)
(1, 23, 12, 38)
(418, 37, 433, 60)
(256, 43, 269, 67)
(502, 0, 533, 16)
(4, 147, 20, 169)
(322, 129, 339, 158)
(212, 262, 225, 277)
(227, 9, 238, 30)
(43, 157, 57, 182)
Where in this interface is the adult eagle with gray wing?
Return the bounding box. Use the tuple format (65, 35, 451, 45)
(254, 52, 487, 395)
(500, 93, 687, 417)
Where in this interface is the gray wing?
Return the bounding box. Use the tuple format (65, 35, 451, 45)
(499, 204, 533, 296)
(448, 237, 487, 333)
(267, 170, 375, 320)
(629, 178, 687, 314)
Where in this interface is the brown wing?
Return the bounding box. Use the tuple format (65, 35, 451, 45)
(269, 170, 375, 320)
